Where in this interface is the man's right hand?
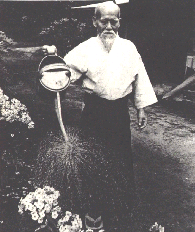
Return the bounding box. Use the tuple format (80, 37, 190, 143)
(42, 45, 57, 56)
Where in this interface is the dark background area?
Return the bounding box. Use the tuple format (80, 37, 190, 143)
(0, 0, 194, 83)
(121, 0, 194, 83)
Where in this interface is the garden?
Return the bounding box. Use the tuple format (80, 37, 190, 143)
(1, 2, 191, 231)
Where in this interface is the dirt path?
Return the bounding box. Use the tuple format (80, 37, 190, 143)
(57, 86, 195, 232)
(129, 103, 195, 232)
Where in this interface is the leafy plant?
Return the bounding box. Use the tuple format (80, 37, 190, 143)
(0, 31, 16, 52)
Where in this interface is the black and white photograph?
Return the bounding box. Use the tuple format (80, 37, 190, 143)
(0, 0, 194, 231)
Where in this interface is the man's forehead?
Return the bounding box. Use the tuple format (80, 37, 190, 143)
(99, 9, 119, 18)
(95, 2, 120, 18)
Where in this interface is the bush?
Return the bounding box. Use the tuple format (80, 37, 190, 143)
(0, 31, 16, 52)
(38, 17, 94, 57)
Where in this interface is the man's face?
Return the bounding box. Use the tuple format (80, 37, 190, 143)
(93, 7, 120, 39)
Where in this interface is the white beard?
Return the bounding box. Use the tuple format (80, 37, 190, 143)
(100, 33, 116, 52)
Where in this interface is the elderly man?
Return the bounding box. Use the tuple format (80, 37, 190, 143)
(63, 1, 157, 136)
(44, 1, 157, 230)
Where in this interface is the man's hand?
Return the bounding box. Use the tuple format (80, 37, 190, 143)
(42, 45, 57, 56)
(137, 108, 147, 129)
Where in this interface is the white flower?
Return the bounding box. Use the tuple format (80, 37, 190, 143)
(64, 215, 70, 222)
(34, 201, 44, 210)
(18, 207, 24, 215)
(25, 203, 35, 211)
(28, 121, 34, 129)
(77, 218, 82, 228)
(39, 210, 45, 219)
(65, 211, 72, 217)
(3, 95, 9, 101)
(53, 206, 61, 212)
(46, 198, 53, 205)
(57, 219, 64, 226)
(60, 225, 71, 232)
(38, 217, 44, 224)
(25, 192, 34, 201)
(57, 216, 69, 228)
(31, 212, 39, 221)
(53, 190, 60, 199)
(5, 101, 10, 108)
(44, 204, 51, 213)
(35, 188, 44, 195)
(52, 199, 58, 206)
(43, 186, 55, 193)
(11, 98, 20, 104)
(43, 186, 50, 191)
(51, 211, 58, 219)
(71, 220, 79, 230)
(59, 225, 70, 232)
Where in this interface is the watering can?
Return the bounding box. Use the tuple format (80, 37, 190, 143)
(38, 54, 71, 143)
(38, 55, 71, 92)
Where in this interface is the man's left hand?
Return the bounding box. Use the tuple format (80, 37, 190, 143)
(137, 108, 147, 129)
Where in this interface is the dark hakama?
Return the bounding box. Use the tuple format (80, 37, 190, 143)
(80, 93, 135, 227)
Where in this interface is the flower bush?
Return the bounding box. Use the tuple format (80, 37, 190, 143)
(149, 222, 164, 232)
(18, 186, 61, 224)
(0, 87, 34, 129)
(0, 31, 16, 52)
(18, 186, 84, 232)
(57, 211, 83, 232)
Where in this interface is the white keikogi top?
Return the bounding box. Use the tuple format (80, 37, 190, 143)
(64, 35, 158, 109)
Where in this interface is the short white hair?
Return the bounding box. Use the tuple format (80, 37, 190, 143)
(94, 1, 120, 19)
